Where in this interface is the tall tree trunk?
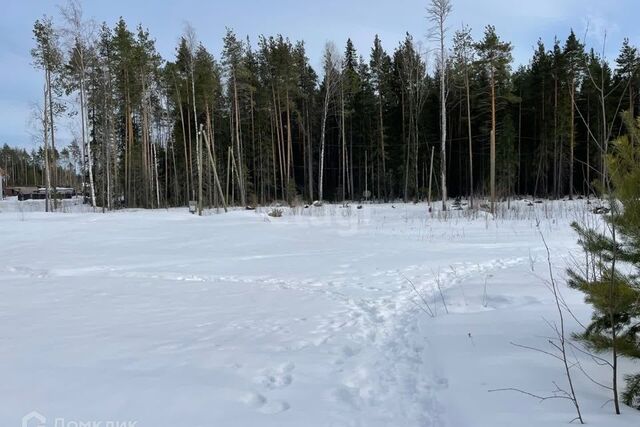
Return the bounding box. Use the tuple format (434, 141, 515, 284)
(273, 88, 284, 198)
(586, 96, 591, 197)
(341, 82, 347, 201)
(43, 83, 51, 213)
(153, 140, 160, 208)
(269, 107, 277, 200)
(428, 146, 435, 211)
(439, 20, 447, 211)
(378, 94, 386, 200)
(191, 66, 203, 215)
(79, 67, 96, 208)
(202, 117, 227, 212)
(286, 88, 293, 196)
(490, 68, 496, 214)
(306, 103, 314, 202)
(364, 149, 368, 200)
(46, 69, 58, 210)
(233, 71, 246, 206)
(466, 72, 473, 208)
(227, 145, 234, 204)
(569, 78, 575, 199)
(319, 85, 331, 202)
(553, 77, 558, 198)
(402, 88, 410, 201)
(250, 89, 256, 199)
(174, 78, 190, 205)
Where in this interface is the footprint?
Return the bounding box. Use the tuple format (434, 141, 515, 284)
(241, 391, 266, 409)
(313, 335, 330, 346)
(255, 374, 292, 389)
(254, 363, 295, 389)
(329, 386, 360, 409)
(278, 362, 296, 373)
(341, 345, 361, 358)
(434, 377, 449, 390)
(273, 374, 293, 388)
(259, 400, 290, 414)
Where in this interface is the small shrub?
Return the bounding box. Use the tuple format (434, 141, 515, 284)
(268, 207, 283, 218)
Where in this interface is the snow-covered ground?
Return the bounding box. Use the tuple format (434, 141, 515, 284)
(0, 197, 638, 426)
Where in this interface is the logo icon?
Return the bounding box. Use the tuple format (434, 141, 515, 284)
(22, 411, 46, 427)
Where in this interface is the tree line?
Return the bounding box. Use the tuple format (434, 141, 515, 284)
(0, 144, 80, 189)
(23, 0, 639, 211)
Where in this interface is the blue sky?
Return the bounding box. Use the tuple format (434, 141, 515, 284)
(1, 0, 638, 150)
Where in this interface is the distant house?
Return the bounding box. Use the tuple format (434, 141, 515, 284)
(13, 187, 76, 200)
(7, 186, 37, 199)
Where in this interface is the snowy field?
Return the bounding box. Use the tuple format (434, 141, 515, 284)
(1, 197, 639, 427)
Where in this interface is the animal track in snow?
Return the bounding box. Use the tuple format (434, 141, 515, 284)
(254, 362, 295, 390)
(241, 391, 290, 415)
(241, 391, 267, 408)
(255, 373, 293, 390)
(259, 399, 290, 414)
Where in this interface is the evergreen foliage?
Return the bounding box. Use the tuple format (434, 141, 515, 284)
(16, 10, 640, 209)
(568, 111, 640, 411)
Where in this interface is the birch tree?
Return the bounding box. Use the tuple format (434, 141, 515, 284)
(183, 24, 203, 214)
(428, 0, 452, 211)
(59, 0, 96, 208)
(318, 42, 340, 202)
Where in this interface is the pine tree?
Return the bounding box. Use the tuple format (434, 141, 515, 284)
(564, 31, 585, 199)
(341, 39, 360, 200)
(32, 16, 64, 211)
(370, 35, 391, 200)
(453, 25, 475, 206)
(475, 26, 512, 212)
(615, 39, 640, 119)
(569, 111, 640, 413)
